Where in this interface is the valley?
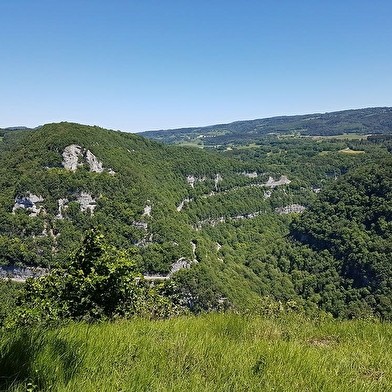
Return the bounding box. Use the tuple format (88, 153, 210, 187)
(1, 109, 392, 390)
(0, 109, 392, 321)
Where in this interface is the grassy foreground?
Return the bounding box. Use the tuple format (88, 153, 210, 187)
(1, 312, 391, 391)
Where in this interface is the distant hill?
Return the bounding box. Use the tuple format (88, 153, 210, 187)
(3, 126, 30, 130)
(139, 107, 392, 146)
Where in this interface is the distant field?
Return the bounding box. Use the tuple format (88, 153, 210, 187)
(339, 147, 366, 154)
(176, 141, 204, 148)
(234, 143, 259, 149)
(313, 133, 370, 140)
(1, 313, 391, 391)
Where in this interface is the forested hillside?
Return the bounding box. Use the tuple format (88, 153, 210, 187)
(291, 158, 392, 318)
(0, 122, 234, 271)
(1, 120, 392, 319)
(139, 107, 392, 146)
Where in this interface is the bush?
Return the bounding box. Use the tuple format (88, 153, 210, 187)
(8, 229, 184, 326)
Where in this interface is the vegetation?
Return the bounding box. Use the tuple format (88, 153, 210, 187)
(7, 229, 184, 327)
(0, 279, 21, 325)
(139, 107, 392, 146)
(1, 114, 392, 320)
(1, 111, 392, 390)
(1, 312, 391, 391)
(291, 158, 392, 319)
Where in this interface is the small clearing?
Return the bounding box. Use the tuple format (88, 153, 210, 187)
(339, 148, 365, 154)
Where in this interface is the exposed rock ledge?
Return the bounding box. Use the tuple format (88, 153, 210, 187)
(0, 265, 47, 282)
(186, 175, 206, 188)
(275, 204, 306, 214)
(13, 194, 44, 216)
(62, 145, 115, 174)
(13, 192, 98, 219)
(264, 175, 291, 188)
(77, 192, 97, 214)
(144, 241, 198, 281)
(240, 171, 258, 178)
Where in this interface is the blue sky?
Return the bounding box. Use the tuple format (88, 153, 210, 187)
(1, 1, 392, 132)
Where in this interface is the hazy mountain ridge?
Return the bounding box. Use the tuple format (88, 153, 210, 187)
(139, 107, 392, 146)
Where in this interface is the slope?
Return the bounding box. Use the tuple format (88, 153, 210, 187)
(291, 157, 392, 318)
(0, 122, 222, 268)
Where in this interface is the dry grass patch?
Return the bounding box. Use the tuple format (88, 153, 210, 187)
(339, 147, 365, 154)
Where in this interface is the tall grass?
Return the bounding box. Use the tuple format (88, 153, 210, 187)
(1, 313, 391, 391)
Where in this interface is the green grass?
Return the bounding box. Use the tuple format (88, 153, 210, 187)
(234, 143, 259, 149)
(175, 141, 204, 148)
(313, 133, 370, 140)
(1, 313, 391, 391)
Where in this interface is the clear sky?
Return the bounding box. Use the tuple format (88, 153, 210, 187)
(1, 1, 392, 132)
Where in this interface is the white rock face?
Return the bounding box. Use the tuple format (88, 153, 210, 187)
(62, 145, 83, 171)
(186, 175, 206, 188)
(215, 173, 223, 190)
(77, 192, 97, 214)
(170, 241, 199, 274)
(176, 198, 192, 212)
(170, 258, 190, 274)
(55, 195, 100, 217)
(264, 175, 291, 188)
(142, 205, 152, 217)
(85, 150, 104, 173)
(275, 204, 306, 214)
(186, 175, 196, 188)
(191, 241, 198, 263)
(241, 171, 258, 178)
(13, 194, 44, 216)
(142, 241, 200, 280)
(132, 221, 148, 230)
(55, 198, 69, 219)
(62, 145, 115, 174)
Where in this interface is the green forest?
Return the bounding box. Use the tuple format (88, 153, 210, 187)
(139, 107, 392, 146)
(1, 118, 392, 321)
(1, 111, 392, 390)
